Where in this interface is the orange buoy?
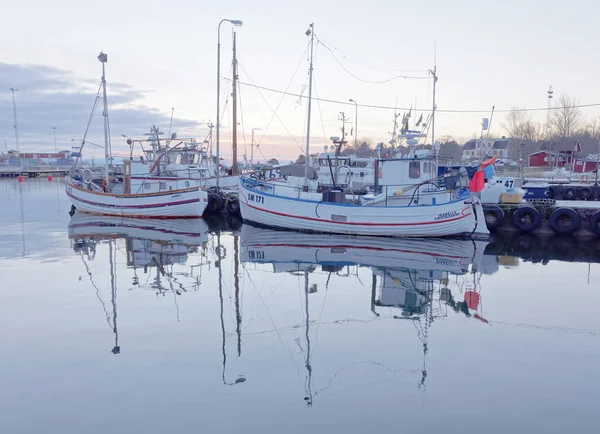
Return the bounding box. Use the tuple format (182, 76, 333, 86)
(47, 175, 53, 182)
(17, 175, 23, 183)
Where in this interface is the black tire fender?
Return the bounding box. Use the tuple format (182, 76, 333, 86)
(579, 186, 593, 200)
(563, 186, 577, 200)
(590, 211, 600, 236)
(483, 205, 505, 231)
(549, 208, 581, 234)
(207, 193, 224, 213)
(512, 206, 541, 232)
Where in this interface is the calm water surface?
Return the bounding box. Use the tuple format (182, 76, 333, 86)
(1, 178, 599, 434)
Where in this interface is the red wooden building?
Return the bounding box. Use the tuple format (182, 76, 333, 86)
(528, 151, 572, 168)
(573, 157, 599, 173)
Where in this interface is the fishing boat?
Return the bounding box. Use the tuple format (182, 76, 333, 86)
(239, 25, 488, 239)
(68, 213, 210, 247)
(240, 224, 488, 274)
(65, 52, 207, 219)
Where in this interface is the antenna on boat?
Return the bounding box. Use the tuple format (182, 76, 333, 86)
(303, 270, 314, 406)
(429, 43, 437, 149)
(98, 52, 111, 187)
(304, 23, 315, 186)
(168, 107, 175, 141)
(109, 240, 120, 355)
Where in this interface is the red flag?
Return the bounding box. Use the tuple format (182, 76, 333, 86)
(469, 171, 485, 193)
(481, 157, 497, 169)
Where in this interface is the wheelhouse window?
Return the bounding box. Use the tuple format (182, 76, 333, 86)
(409, 161, 421, 179)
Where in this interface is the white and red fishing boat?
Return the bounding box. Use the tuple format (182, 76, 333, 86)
(65, 52, 207, 219)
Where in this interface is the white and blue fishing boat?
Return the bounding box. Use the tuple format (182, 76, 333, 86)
(238, 24, 488, 239)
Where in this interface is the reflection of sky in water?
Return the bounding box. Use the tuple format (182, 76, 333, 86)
(1, 178, 599, 434)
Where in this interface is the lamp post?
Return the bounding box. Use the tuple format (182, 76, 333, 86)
(216, 18, 243, 188)
(52, 127, 56, 152)
(349, 99, 358, 149)
(10, 88, 20, 155)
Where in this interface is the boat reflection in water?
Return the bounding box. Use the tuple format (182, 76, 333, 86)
(240, 225, 494, 400)
(68, 213, 212, 352)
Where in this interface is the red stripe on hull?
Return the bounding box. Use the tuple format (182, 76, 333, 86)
(241, 192, 471, 226)
(67, 191, 200, 209)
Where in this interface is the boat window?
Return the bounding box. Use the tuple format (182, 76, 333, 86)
(144, 183, 151, 190)
(409, 161, 421, 179)
(175, 154, 182, 164)
(159, 182, 166, 190)
(193, 154, 200, 164)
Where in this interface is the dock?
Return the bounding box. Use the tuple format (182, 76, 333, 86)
(0, 166, 69, 178)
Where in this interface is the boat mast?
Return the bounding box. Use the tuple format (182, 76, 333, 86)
(98, 52, 111, 187)
(304, 23, 315, 184)
(232, 31, 239, 176)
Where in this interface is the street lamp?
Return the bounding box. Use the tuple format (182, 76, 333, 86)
(349, 99, 358, 149)
(216, 18, 243, 187)
(10, 88, 20, 155)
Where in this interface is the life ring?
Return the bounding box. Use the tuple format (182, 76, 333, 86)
(483, 205, 505, 231)
(82, 169, 93, 184)
(512, 206, 541, 232)
(549, 208, 581, 234)
(579, 186, 593, 200)
(206, 193, 224, 213)
(215, 245, 227, 259)
(546, 186, 556, 199)
(562, 186, 577, 200)
(225, 195, 241, 214)
(589, 210, 600, 236)
(337, 165, 352, 186)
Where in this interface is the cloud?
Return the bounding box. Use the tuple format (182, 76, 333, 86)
(0, 62, 202, 155)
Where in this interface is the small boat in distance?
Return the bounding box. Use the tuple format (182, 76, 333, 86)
(65, 52, 207, 219)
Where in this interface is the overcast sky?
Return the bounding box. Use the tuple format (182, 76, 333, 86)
(2, 0, 600, 161)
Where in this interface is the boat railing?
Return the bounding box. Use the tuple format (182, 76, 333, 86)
(242, 177, 468, 206)
(128, 170, 207, 194)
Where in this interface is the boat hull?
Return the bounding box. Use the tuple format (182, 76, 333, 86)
(66, 181, 208, 218)
(240, 225, 488, 274)
(239, 180, 489, 238)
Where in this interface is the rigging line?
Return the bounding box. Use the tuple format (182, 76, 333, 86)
(243, 267, 305, 384)
(236, 64, 305, 155)
(252, 40, 310, 146)
(317, 38, 431, 83)
(238, 45, 309, 148)
(80, 251, 112, 329)
(316, 35, 428, 76)
(230, 78, 600, 114)
(312, 56, 329, 148)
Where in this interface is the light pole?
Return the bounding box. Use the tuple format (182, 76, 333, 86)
(216, 18, 243, 187)
(10, 88, 20, 155)
(349, 99, 358, 149)
(52, 127, 57, 152)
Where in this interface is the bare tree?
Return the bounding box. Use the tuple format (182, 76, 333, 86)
(549, 94, 582, 138)
(503, 107, 541, 142)
(584, 117, 600, 139)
